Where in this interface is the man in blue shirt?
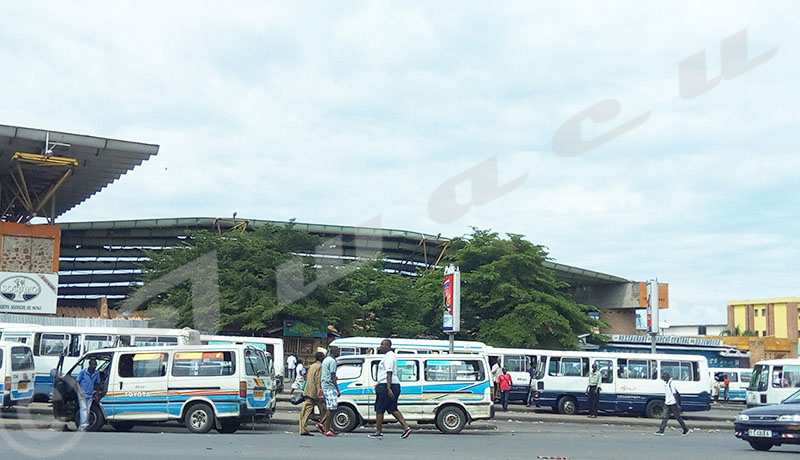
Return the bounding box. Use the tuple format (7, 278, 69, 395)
(76, 358, 100, 431)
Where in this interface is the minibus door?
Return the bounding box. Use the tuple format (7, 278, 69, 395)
(592, 359, 616, 412)
(109, 352, 169, 421)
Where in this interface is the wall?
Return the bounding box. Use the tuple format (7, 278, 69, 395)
(0, 222, 60, 273)
(599, 309, 638, 334)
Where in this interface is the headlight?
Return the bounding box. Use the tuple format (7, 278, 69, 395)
(737, 414, 749, 421)
(777, 414, 800, 422)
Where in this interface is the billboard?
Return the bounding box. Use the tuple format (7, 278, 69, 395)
(0, 272, 58, 314)
(443, 265, 460, 332)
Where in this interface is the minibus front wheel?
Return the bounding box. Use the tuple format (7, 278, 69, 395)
(436, 406, 467, 434)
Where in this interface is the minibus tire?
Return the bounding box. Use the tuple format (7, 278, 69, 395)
(83, 404, 105, 432)
(332, 406, 359, 433)
(110, 422, 135, 432)
(557, 396, 577, 415)
(644, 399, 664, 419)
(748, 440, 773, 451)
(435, 406, 467, 434)
(217, 419, 240, 434)
(184, 403, 215, 434)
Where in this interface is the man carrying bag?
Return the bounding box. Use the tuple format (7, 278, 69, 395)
(654, 372, 690, 436)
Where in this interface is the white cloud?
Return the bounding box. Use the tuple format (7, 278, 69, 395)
(1, 1, 798, 326)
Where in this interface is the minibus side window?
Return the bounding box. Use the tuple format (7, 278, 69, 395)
(740, 372, 751, 384)
(119, 353, 168, 378)
(594, 359, 613, 383)
(728, 373, 739, 383)
(0, 349, 3, 369)
(337, 362, 363, 380)
(424, 360, 484, 382)
(39, 333, 70, 356)
(173, 351, 235, 377)
(396, 360, 419, 382)
(84, 335, 114, 354)
(157, 337, 178, 346)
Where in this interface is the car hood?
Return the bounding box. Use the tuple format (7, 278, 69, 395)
(742, 403, 800, 417)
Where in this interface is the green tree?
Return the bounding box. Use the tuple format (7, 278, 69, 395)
(417, 229, 606, 349)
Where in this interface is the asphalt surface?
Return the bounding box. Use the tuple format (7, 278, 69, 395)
(2, 397, 789, 459)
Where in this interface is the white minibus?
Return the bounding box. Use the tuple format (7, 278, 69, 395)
(709, 367, 752, 402)
(331, 353, 493, 434)
(200, 334, 284, 391)
(746, 359, 800, 407)
(52, 344, 274, 433)
(0, 341, 35, 408)
(486, 347, 543, 402)
(329, 337, 487, 356)
(0, 323, 199, 400)
(530, 350, 711, 418)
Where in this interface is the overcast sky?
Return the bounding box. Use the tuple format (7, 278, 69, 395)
(2, 1, 797, 327)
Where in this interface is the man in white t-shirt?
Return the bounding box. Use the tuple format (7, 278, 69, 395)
(655, 372, 689, 436)
(287, 354, 297, 381)
(368, 339, 411, 440)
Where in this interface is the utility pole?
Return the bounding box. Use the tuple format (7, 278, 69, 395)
(647, 278, 659, 354)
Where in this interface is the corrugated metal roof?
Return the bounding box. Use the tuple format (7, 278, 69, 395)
(0, 124, 158, 219)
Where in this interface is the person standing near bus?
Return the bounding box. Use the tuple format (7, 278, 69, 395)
(586, 362, 601, 418)
(368, 339, 412, 439)
(318, 346, 341, 437)
(723, 375, 730, 402)
(654, 372, 689, 436)
(287, 354, 297, 382)
(75, 358, 100, 431)
(491, 359, 502, 402)
(497, 368, 512, 412)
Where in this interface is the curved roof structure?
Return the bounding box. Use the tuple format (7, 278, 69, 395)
(0, 124, 158, 222)
(57, 217, 629, 306)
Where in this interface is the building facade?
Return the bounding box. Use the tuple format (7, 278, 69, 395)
(728, 297, 800, 340)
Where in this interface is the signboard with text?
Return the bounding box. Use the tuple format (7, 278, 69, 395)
(0, 272, 58, 314)
(443, 265, 460, 332)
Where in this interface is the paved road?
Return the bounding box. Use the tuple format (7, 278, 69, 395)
(0, 426, 797, 460)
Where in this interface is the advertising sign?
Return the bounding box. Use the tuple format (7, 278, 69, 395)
(443, 265, 460, 332)
(646, 279, 659, 334)
(0, 272, 58, 314)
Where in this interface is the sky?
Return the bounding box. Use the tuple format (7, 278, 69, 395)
(1, 1, 798, 327)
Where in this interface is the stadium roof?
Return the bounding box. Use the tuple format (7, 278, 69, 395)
(57, 217, 630, 306)
(0, 124, 158, 222)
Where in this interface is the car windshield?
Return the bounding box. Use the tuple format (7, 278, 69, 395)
(784, 389, 800, 404)
(749, 364, 769, 392)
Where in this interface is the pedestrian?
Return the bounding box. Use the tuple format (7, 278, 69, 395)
(317, 346, 341, 437)
(712, 374, 720, 403)
(299, 352, 326, 436)
(654, 372, 689, 436)
(491, 359, 502, 402)
(287, 354, 297, 382)
(75, 358, 100, 431)
(498, 367, 512, 412)
(290, 360, 306, 395)
(586, 362, 601, 418)
(526, 364, 537, 407)
(723, 374, 730, 402)
(368, 339, 412, 439)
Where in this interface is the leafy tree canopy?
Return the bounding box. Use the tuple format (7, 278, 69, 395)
(132, 226, 605, 350)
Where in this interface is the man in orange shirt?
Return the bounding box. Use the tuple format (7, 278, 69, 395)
(497, 368, 512, 412)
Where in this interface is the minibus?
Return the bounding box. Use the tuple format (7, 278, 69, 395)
(0, 323, 199, 400)
(329, 337, 487, 356)
(330, 353, 493, 434)
(51, 344, 274, 433)
(709, 367, 752, 402)
(530, 350, 711, 418)
(746, 359, 800, 407)
(0, 341, 35, 408)
(200, 334, 283, 391)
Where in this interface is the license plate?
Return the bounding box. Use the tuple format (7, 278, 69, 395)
(750, 429, 772, 437)
(17, 382, 27, 390)
(254, 390, 265, 399)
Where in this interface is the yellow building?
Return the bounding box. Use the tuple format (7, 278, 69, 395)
(727, 298, 800, 340)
